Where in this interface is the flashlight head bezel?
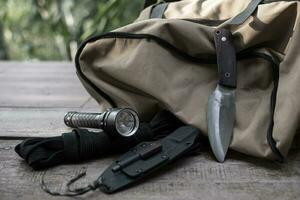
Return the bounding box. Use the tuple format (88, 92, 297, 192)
(103, 108, 140, 138)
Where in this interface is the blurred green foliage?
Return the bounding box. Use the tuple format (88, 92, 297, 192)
(0, 0, 143, 60)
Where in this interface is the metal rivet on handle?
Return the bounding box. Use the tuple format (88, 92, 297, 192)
(221, 37, 227, 42)
(225, 72, 231, 78)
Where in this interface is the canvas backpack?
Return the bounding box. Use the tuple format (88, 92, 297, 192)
(74, 0, 300, 161)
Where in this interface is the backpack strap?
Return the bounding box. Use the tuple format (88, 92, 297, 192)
(150, 2, 169, 18)
(148, 0, 265, 25)
(227, 0, 264, 25)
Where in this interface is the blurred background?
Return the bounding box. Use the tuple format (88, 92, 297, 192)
(0, 0, 143, 61)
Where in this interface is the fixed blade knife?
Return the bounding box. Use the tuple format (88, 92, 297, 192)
(207, 29, 237, 162)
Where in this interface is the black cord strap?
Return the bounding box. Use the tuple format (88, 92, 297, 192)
(40, 169, 100, 196)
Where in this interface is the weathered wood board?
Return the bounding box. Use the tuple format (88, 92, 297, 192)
(0, 140, 299, 200)
(0, 62, 87, 108)
(0, 62, 100, 137)
(0, 62, 299, 200)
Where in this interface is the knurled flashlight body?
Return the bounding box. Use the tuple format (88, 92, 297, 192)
(64, 108, 140, 138)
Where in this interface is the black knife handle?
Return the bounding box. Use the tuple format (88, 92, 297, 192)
(214, 29, 237, 88)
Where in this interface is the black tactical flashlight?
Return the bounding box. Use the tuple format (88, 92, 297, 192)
(64, 108, 140, 138)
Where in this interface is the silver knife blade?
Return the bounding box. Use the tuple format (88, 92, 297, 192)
(208, 85, 235, 162)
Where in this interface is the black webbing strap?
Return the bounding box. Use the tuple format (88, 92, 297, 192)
(227, 0, 264, 25)
(15, 136, 64, 169)
(228, 0, 293, 25)
(15, 129, 114, 169)
(150, 2, 169, 18)
(62, 129, 110, 162)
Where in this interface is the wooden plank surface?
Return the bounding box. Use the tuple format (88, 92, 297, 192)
(0, 62, 88, 108)
(0, 62, 100, 137)
(0, 62, 299, 200)
(0, 140, 299, 200)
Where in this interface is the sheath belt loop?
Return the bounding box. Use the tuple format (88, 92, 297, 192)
(150, 2, 169, 19)
(227, 0, 264, 25)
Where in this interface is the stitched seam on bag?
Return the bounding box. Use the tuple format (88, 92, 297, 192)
(75, 32, 284, 161)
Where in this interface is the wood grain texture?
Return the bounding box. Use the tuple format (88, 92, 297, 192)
(0, 62, 90, 108)
(0, 140, 299, 200)
(0, 62, 100, 137)
(0, 62, 299, 200)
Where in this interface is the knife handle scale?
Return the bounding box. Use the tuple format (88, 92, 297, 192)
(214, 29, 237, 88)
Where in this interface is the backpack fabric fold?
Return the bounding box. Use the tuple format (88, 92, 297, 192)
(75, 0, 300, 160)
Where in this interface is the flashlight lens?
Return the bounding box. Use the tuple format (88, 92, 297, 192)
(115, 110, 136, 136)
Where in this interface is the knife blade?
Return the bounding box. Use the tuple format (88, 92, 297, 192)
(207, 29, 236, 162)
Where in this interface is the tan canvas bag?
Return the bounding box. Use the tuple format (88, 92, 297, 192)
(75, 0, 300, 161)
